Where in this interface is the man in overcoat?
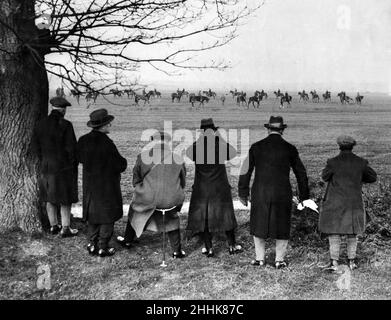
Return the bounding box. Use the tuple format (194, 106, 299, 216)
(33, 96, 78, 237)
(77, 109, 127, 257)
(186, 118, 242, 257)
(319, 135, 377, 271)
(117, 131, 187, 258)
(238, 116, 309, 268)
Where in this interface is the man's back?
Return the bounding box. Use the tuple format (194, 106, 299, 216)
(35, 111, 76, 174)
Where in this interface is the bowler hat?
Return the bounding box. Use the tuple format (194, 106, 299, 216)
(337, 135, 356, 147)
(200, 118, 219, 131)
(264, 116, 287, 129)
(50, 96, 71, 108)
(87, 108, 114, 128)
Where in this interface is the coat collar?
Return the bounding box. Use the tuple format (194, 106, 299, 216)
(50, 109, 64, 118)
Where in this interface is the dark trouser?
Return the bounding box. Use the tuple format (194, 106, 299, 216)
(201, 213, 235, 249)
(88, 223, 114, 250)
(124, 218, 182, 252)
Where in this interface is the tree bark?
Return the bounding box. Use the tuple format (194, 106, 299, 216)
(0, 0, 48, 232)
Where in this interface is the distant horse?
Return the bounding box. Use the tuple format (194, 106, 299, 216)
(124, 89, 135, 98)
(203, 90, 216, 99)
(236, 94, 247, 106)
(310, 91, 320, 103)
(259, 91, 268, 100)
(322, 91, 331, 103)
(220, 95, 226, 106)
(171, 92, 182, 102)
(248, 96, 260, 108)
(337, 92, 346, 104)
(86, 91, 99, 103)
(274, 91, 284, 98)
(355, 93, 364, 105)
(110, 88, 122, 97)
(280, 95, 292, 108)
(190, 95, 209, 108)
(298, 92, 308, 102)
(56, 87, 65, 98)
(154, 89, 161, 98)
(135, 93, 151, 106)
(70, 89, 83, 104)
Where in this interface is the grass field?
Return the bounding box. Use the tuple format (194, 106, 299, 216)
(1, 91, 391, 299)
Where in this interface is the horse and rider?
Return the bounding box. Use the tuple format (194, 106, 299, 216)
(280, 92, 292, 108)
(189, 94, 209, 108)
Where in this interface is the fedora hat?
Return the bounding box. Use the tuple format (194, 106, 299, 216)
(87, 108, 114, 128)
(200, 118, 219, 130)
(264, 116, 287, 129)
(50, 96, 71, 108)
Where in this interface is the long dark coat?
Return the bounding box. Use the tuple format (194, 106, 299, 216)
(77, 130, 127, 224)
(186, 131, 237, 234)
(32, 110, 78, 205)
(238, 134, 309, 239)
(319, 150, 377, 235)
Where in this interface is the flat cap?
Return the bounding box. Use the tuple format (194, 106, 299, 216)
(337, 135, 356, 147)
(50, 96, 71, 108)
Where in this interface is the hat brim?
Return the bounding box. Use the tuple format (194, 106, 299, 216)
(264, 124, 287, 129)
(87, 115, 114, 128)
(201, 125, 219, 131)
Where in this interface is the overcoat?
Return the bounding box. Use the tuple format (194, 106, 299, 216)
(77, 130, 127, 224)
(186, 131, 237, 234)
(238, 133, 309, 239)
(319, 150, 377, 235)
(129, 143, 186, 237)
(33, 110, 78, 205)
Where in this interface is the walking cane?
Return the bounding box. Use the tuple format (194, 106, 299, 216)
(157, 206, 176, 268)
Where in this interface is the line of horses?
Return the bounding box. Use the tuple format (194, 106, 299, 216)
(60, 86, 366, 109)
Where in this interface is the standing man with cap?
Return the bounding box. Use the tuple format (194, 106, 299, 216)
(319, 135, 377, 271)
(238, 116, 309, 269)
(77, 108, 127, 257)
(33, 96, 79, 237)
(186, 118, 242, 257)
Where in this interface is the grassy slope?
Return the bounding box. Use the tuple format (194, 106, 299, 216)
(1, 93, 391, 299)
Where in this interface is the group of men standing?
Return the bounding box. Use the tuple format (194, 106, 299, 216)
(33, 96, 377, 271)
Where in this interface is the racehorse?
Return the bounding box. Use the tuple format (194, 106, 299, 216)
(203, 90, 216, 99)
(236, 94, 247, 106)
(310, 91, 320, 103)
(190, 95, 209, 108)
(298, 92, 309, 103)
(56, 87, 65, 98)
(322, 91, 331, 103)
(154, 89, 161, 98)
(70, 89, 83, 104)
(110, 88, 122, 97)
(280, 94, 292, 108)
(220, 95, 226, 106)
(124, 89, 135, 98)
(355, 93, 364, 105)
(171, 92, 182, 102)
(135, 92, 152, 106)
(86, 91, 99, 103)
(247, 95, 261, 108)
(274, 90, 284, 98)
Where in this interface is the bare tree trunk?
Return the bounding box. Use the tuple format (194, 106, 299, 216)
(0, 0, 48, 232)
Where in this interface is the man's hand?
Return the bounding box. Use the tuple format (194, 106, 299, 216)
(239, 197, 248, 207)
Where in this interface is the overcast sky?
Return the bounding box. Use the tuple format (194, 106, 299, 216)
(49, 0, 391, 93)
